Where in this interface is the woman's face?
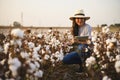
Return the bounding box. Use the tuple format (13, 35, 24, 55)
(75, 18, 85, 27)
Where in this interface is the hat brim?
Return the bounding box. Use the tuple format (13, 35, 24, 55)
(69, 16, 90, 20)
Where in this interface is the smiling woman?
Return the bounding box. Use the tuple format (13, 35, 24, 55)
(62, 9, 93, 73)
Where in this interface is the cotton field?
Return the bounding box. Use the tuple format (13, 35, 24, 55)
(0, 27, 120, 80)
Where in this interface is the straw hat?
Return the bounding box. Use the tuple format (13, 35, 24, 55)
(69, 9, 90, 20)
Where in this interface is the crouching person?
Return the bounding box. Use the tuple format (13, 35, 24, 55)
(62, 9, 93, 73)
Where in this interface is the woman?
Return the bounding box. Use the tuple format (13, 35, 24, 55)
(62, 9, 92, 73)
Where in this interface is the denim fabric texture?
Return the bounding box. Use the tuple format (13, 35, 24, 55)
(63, 44, 91, 64)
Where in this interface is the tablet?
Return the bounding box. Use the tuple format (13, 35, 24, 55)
(75, 36, 89, 40)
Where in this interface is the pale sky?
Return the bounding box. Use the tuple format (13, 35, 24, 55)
(0, 0, 120, 27)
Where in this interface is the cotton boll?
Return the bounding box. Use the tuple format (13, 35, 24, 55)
(91, 36, 97, 42)
(102, 75, 111, 80)
(8, 58, 21, 77)
(59, 53, 64, 61)
(33, 53, 42, 62)
(34, 61, 40, 68)
(11, 28, 24, 39)
(0, 45, 3, 52)
(37, 33, 43, 38)
(54, 51, 59, 58)
(4, 42, 10, 54)
(45, 45, 50, 51)
(116, 55, 120, 61)
(117, 40, 120, 46)
(55, 51, 64, 61)
(51, 58, 55, 63)
(52, 63, 55, 67)
(44, 54, 50, 60)
(56, 40, 60, 45)
(109, 56, 114, 62)
(20, 51, 29, 59)
(24, 40, 28, 44)
(9, 65, 18, 77)
(106, 39, 111, 45)
(32, 36, 36, 40)
(33, 45, 41, 52)
(8, 58, 21, 69)
(28, 62, 36, 73)
(91, 31, 98, 37)
(32, 51, 40, 59)
(101, 64, 108, 69)
(4, 71, 11, 78)
(111, 38, 117, 43)
(102, 26, 110, 33)
(101, 71, 105, 74)
(0, 59, 6, 65)
(9, 53, 12, 59)
(41, 49, 45, 54)
(10, 39, 22, 48)
(116, 45, 120, 53)
(28, 42, 35, 49)
(115, 61, 120, 73)
(48, 29, 52, 33)
(84, 48, 88, 52)
(10, 40, 15, 45)
(106, 51, 111, 58)
(93, 48, 99, 53)
(85, 56, 96, 67)
(50, 55, 55, 63)
(107, 43, 114, 49)
(16, 39, 22, 48)
(34, 70, 43, 78)
(93, 42, 99, 48)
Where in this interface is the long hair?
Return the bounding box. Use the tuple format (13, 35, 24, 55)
(71, 20, 79, 37)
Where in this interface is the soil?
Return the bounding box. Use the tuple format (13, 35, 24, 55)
(42, 63, 90, 80)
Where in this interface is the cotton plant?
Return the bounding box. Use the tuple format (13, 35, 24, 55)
(21, 54, 42, 79)
(1, 28, 120, 80)
(25, 59, 42, 77)
(87, 30, 120, 79)
(8, 58, 21, 77)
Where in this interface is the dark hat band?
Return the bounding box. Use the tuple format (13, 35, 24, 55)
(75, 13, 85, 16)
